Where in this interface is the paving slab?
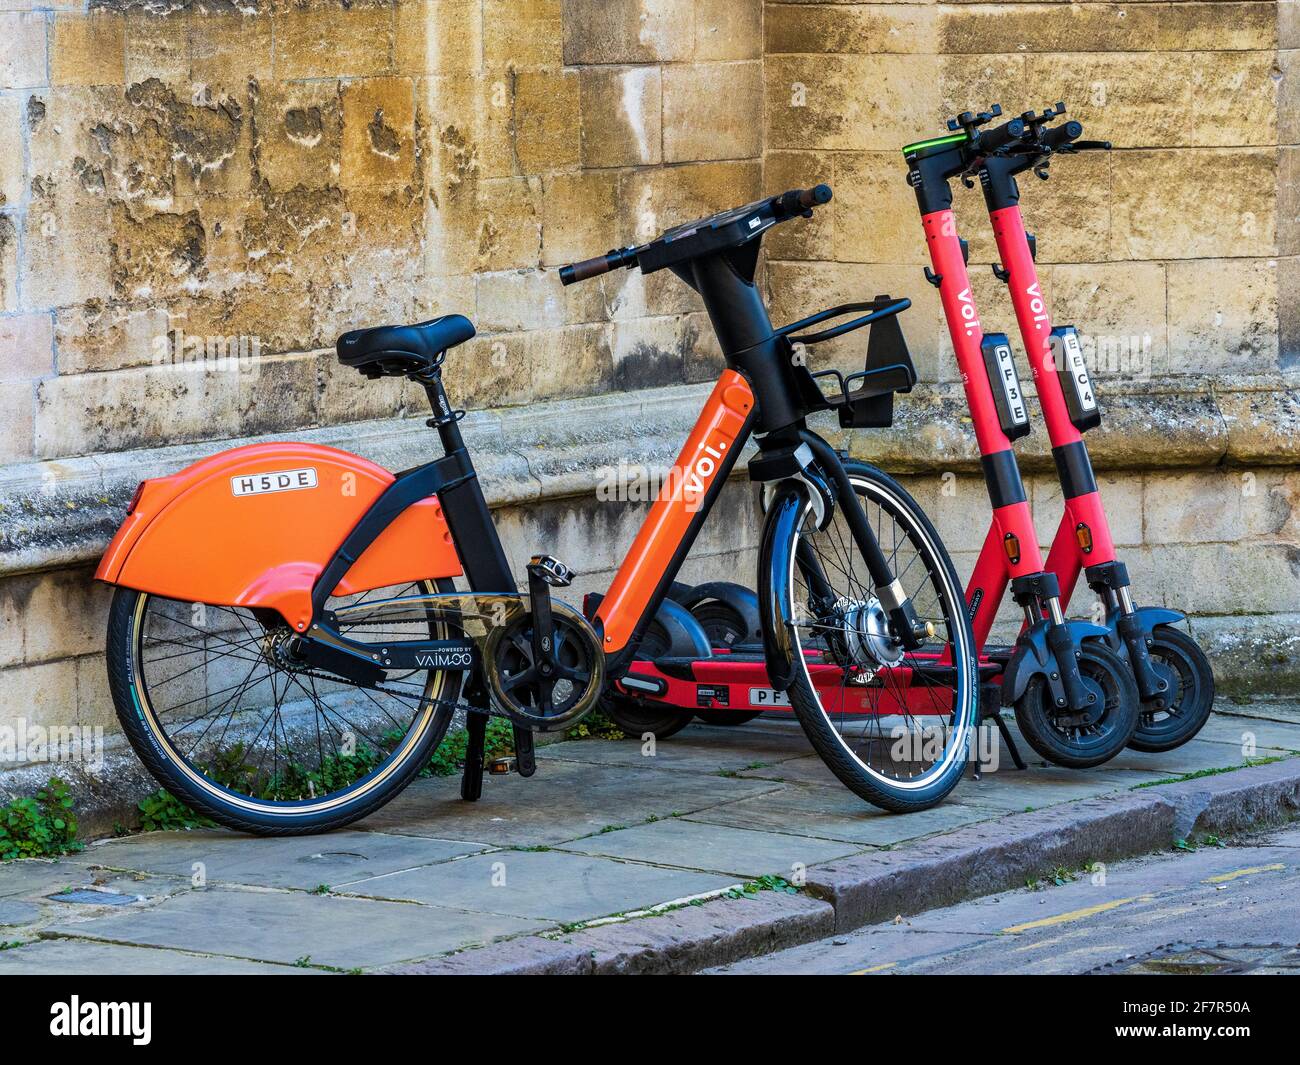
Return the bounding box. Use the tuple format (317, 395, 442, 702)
(953, 765, 1169, 813)
(1105, 737, 1296, 777)
(734, 753, 846, 788)
(339, 849, 735, 923)
(684, 785, 1001, 846)
(1191, 713, 1300, 753)
(71, 829, 488, 890)
(556, 817, 862, 877)
(0, 859, 89, 898)
(0, 939, 321, 975)
(538, 724, 810, 774)
(0, 899, 41, 926)
(44, 888, 544, 970)
(358, 760, 782, 846)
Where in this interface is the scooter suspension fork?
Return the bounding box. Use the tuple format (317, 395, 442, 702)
(1087, 560, 1169, 701)
(1012, 573, 1094, 713)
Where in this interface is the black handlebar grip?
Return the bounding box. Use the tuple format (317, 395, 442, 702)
(558, 247, 636, 286)
(976, 117, 1026, 153)
(1042, 120, 1084, 150)
(798, 184, 833, 209)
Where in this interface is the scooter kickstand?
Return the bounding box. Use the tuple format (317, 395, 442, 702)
(993, 713, 1028, 771)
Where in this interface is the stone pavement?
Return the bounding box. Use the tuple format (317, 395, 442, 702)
(711, 822, 1300, 975)
(1, 702, 1297, 974)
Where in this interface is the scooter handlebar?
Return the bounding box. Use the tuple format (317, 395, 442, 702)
(1041, 120, 1084, 150)
(974, 117, 1026, 154)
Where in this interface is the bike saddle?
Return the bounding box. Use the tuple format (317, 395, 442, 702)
(336, 314, 476, 378)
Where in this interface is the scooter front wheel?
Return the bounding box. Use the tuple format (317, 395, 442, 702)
(1127, 627, 1215, 752)
(1013, 642, 1139, 768)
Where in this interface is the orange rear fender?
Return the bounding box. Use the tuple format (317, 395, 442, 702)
(95, 442, 462, 631)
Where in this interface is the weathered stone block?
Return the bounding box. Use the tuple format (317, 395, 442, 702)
(695, 0, 763, 61)
(513, 68, 581, 174)
(610, 315, 693, 392)
(561, 0, 696, 65)
(0, 215, 18, 313)
(0, 11, 48, 90)
(663, 62, 762, 164)
(1110, 149, 1276, 260)
(540, 169, 619, 269)
(1166, 258, 1278, 373)
(476, 269, 567, 333)
(23, 199, 115, 310)
(273, 7, 394, 81)
(943, 3, 1276, 55)
(252, 79, 343, 192)
(1023, 51, 1276, 149)
(764, 150, 837, 262)
(1038, 261, 1167, 379)
(828, 150, 923, 265)
(51, 12, 125, 88)
(617, 160, 761, 246)
(125, 12, 188, 86)
(580, 65, 662, 168)
(422, 72, 518, 184)
(190, 13, 274, 88)
(0, 659, 80, 734)
(1143, 469, 1246, 545)
(484, 0, 562, 70)
(341, 76, 417, 190)
(395, 0, 483, 76)
(767, 2, 935, 56)
(0, 92, 24, 206)
(0, 381, 33, 463)
(1033, 471, 1144, 548)
(0, 312, 54, 382)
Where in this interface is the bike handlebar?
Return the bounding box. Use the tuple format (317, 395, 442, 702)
(777, 184, 833, 216)
(557, 246, 639, 286)
(557, 185, 833, 286)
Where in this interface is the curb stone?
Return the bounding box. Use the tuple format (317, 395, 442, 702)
(386, 757, 1300, 974)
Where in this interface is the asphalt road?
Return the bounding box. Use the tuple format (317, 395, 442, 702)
(709, 824, 1300, 975)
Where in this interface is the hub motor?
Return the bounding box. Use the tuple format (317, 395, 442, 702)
(826, 595, 905, 673)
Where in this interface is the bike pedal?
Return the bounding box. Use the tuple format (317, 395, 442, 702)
(487, 757, 516, 775)
(527, 554, 573, 587)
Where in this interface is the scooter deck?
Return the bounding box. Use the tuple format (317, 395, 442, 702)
(619, 645, 1004, 717)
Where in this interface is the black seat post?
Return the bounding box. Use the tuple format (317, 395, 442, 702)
(417, 363, 465, 455)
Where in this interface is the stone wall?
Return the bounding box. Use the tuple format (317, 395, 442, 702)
(1, 0, 1298, 813)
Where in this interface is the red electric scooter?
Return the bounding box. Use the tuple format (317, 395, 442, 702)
(970, 103, 1215, 752)
(902, 112, 1141, 769)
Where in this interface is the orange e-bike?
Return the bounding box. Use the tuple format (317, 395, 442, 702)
(98, 186, 979, 834)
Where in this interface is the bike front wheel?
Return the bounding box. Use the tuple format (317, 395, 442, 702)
(773, 462, 979, 812)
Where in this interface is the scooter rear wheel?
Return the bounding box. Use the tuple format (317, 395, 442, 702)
(1013, 642, 1139, 768)
(1127, 627, 1215, 752)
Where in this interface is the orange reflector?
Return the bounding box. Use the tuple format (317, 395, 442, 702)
(1075, 523, 1093, 553)
(1003, 533, 1020, 565)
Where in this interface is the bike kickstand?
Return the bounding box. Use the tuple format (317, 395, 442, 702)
(460, 710, 488, 802)
(513, 724, 536, 777)
(994, 713, 1028, 770)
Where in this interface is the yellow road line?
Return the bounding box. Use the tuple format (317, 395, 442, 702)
(848, 962, 897, 975)
(1203, 863, 1285, 884)
(1003, 895, 1152, 934)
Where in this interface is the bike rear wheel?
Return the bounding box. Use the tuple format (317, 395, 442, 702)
(777, 462, 978, 812)
(106, 579, 462, 835)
